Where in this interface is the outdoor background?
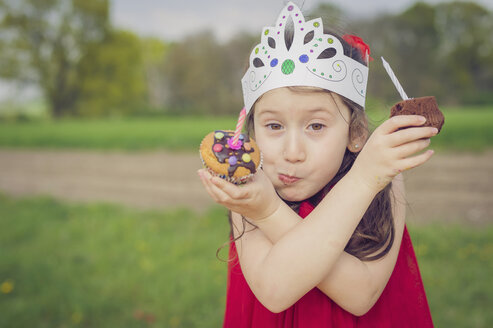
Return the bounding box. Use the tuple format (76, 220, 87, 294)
(0, 0, 492, 327)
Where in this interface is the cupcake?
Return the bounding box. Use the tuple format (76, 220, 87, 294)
(390, 96, 445, 133)
(199, 130, 262, 184)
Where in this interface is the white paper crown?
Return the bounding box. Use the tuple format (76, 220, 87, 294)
(241, 2, 369, 112)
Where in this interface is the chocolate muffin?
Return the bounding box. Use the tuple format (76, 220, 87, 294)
(390, 96, 445, 133)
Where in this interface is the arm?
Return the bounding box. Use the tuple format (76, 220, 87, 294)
(235, 170, 377, 313)
(199, 115, 436, 313)
(231, 174, 406, 315)
(315, 174, 406, 315)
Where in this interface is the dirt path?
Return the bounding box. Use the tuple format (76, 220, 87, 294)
(0, 148, 491, 225)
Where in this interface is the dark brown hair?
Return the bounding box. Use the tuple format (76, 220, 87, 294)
(221, 22, 395, 262)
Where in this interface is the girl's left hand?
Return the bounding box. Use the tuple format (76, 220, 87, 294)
(198, 168, 281, 221)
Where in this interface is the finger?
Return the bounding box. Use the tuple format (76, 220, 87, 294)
(398, 149, 434, 171)
(199, 170, 236, 203)
(388, 126, 438, 147)
(393, 138, 431, 159)
(198, 170, 221, 202)
(380, 115, 427, 135)
(209, 175, 249, 200)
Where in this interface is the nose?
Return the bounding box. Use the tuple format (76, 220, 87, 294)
(283, 130, 306, 163)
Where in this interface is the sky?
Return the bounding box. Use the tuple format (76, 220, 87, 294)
(110, 0, 493, 42)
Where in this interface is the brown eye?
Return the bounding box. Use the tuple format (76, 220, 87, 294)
(309, 123, 324, 131)
(267, 123, 282, 130)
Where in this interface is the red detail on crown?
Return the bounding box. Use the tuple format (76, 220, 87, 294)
(343, 35, 374, 62)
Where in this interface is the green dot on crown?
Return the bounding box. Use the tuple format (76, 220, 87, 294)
(281, 60, 295, 75)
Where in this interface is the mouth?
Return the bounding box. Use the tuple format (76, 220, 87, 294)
(278, 174, 301, 185)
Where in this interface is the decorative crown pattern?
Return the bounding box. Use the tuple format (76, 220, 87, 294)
(241, 2, 369, 112)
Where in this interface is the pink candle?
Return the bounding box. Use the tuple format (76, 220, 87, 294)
(231, 107, 246, 148)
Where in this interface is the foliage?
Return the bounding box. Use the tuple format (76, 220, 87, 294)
(354, 1, 493, 105)
(0, 1, 492, 118)
(163, 31, 257, 115)
(0, 0, 110, 117)
(0, 193, 492, 327)
(76, 30, 147, 117)
(0, 0, 162, 118)
(141, 37, 170, 109)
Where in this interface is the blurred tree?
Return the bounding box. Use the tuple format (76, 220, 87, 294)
(434, 1, 493, 104)
(141, 37, 169, 110)
(0, 0, 109, 117)
(308, 2, 346, 34)
(392, 3, 441, 98)
(163, 30, 256, 115)
(164, 31, 219, 114)
(353, 1, 493, 106)
(76, 30, 147, 117)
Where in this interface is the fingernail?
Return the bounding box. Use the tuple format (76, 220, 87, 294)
(428, 149, 434, 155)
(420, 116, 427, 123)
(432, 128, 438, 134)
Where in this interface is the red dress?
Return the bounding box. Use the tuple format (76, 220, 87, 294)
(223, 201, 434, 327)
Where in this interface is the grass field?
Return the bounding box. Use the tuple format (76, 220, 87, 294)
(0, 107, 492, 152)
(1, 194, 492, 327)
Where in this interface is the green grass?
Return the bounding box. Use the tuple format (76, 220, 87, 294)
(1, 194, 492, 327)
(366, 106, 493, 152)
(0, 116, 237, 151)
(0, 194, 230, 328)
(408, 223, 493, 328)
(0, 108, 492, 152)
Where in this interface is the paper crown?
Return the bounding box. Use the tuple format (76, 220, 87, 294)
(241, 2, 369, 112)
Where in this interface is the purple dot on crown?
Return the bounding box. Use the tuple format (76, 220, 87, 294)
(301, 28, 304, 31)
(288, 5, 294, 11)
(310, 49, 314, 53)
(277, 31, 280, 34)
(299, 20, 302, 23)
(280, 23, 282, 26)
(283, 16, 286, 19)
(296, 14, 299, 17)
(268, 55, 271, 59)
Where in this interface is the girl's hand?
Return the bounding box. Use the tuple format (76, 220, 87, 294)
(198, 168, 281, 221)
(351, 115, 438, 193)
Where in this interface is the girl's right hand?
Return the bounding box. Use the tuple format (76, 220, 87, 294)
(350, 115, 438, 193)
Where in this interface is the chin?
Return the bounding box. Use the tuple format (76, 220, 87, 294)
(276, 188, 315, 203)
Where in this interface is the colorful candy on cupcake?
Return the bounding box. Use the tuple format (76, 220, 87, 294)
(199, 108, 262, 185)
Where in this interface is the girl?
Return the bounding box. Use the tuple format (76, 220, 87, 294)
(199, 3, 434, 327)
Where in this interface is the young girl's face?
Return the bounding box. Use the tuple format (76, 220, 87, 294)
(254, 87, 352, 202)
